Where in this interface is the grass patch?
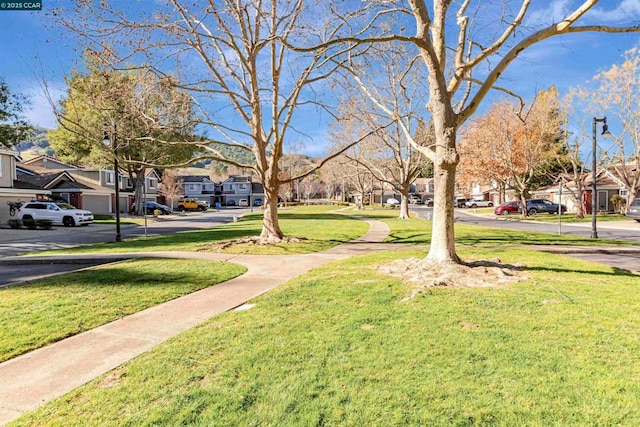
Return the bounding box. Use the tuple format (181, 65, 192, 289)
(37, 206, 368, 256)
(513, 212, 628, 223)
(356, 208, 640, 247)
(14, 248, 640, 426)
(0, 259, 246, 362)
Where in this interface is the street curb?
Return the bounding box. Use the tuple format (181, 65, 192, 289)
(537, 247, 640, 255)
(0, 256, 135, 265)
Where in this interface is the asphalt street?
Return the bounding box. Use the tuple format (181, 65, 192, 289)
(0, 208, 249, 286)
(0, 208, 248, 258)
(1, 206, 639, 287)
(411, 205, 640, 242)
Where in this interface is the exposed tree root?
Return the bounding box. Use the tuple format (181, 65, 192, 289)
(196, 235, 306, 252)
(377, 257, 527, 300)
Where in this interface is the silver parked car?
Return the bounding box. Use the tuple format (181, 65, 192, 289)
(464, 198, 494, 208)
(627, 198, 640, 222)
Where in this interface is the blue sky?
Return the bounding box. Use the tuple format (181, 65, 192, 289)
(1, 1, 639, 156)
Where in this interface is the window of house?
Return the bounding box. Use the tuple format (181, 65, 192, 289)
(239, 184, 246, 190)
(148, 178, 157, 189)
(189, 184, 197, 191)
(125, 178, 133, 188)
(105, 171, 114, 184)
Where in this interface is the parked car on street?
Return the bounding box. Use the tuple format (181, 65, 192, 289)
(408, 195, 422, 204)
(455, 198, 471, 208)
(520, 199, 567, 215)
(17, 201, 94, 227)
(253, 198, 263, 206)
(226, 199, 236, 206)
(494, 201, 521, 216)
(142, 201, 173, 215)
(177, 198, 208, 212)
(424, 198, 434, 207)
(386, 197, 400, 206)
(626, 198, 640, 222)
(465, 198, 494, 208)
(238, 199, 249, 207)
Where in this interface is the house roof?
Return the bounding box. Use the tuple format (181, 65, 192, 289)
(223, 175, 251, 184)
(181, 175, 212, 183)
(49, 180, 93, 190)
(12, 179, 43, 190)
(22, 155, 79, 169)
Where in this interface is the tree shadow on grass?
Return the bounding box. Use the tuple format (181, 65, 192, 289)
(519, 264, 639, 279)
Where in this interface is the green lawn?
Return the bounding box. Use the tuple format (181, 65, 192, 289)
(513, 212, 628, 223)
(8, 207, 640, 425)
(43, 206, 369, 256)
(0, 259, 246, 363)
(13, 247, 640, 426)
(356, 208, 640, 247)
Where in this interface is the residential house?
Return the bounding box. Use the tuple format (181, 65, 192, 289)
(0, 149, 51, 224)
(411, 177, 435, 199)
(535, 165, 640, 214)
(179, 175, 217, 207)
(21, 155, 163, 215)
(219, 175, 264, 206)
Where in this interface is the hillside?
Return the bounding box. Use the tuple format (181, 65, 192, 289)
(17, 127, 55, 160)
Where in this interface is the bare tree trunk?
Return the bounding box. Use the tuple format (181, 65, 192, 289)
(425, 105, 461, 264)
(132, 172, 145, 215)
(427, 155, 460, 264)
(399, 195, 410, 219)
(575, 184, 585, 218)
(260, 184, 284, 240)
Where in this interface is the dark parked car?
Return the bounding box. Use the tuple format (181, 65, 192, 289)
(142, 201, 172, 215)
(521, 199, 566, 215)
(494, 201, 520, 215)
(455, 198, 471, 208)
(626, 198, 640, 222)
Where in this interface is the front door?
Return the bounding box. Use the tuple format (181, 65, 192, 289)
(598, 191, 608, 212)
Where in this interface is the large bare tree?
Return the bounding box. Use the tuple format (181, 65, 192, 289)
(340, 44, 429, 219)
(55, 0, 377, 243)
(307, 0, 640, 265)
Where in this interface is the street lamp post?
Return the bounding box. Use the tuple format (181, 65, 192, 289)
(103, 124, 122, 242)
(591, 116, 608, 239)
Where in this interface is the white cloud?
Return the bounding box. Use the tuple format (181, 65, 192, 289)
(526, 0, 573, 27)
(587, 0, 640, 23)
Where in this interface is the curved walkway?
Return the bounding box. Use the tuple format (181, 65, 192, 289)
(0, 218, 391, 425)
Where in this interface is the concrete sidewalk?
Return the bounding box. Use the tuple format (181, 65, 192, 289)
(0, 218, 391, 425)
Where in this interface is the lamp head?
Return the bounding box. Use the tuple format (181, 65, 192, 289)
(102, 130, 110, 147)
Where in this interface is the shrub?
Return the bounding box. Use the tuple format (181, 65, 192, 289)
(611, 195, 626, 214)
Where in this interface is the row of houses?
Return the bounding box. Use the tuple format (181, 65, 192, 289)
(463, 164, 639, 212)
(0, 150, 264, 224)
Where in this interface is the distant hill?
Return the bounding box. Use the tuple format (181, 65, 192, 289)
(17, 127, 55, 160)
(15, 130, 258, 177)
